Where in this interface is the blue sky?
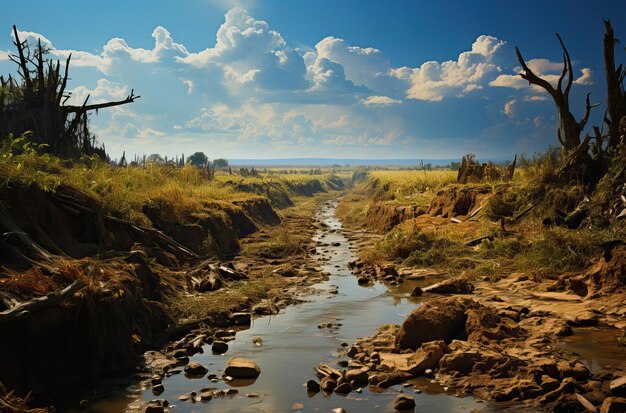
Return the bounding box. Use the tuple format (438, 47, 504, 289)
(1, 0, 625, 160)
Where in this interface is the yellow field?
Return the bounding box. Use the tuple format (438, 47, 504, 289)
(0, 150, 343, 225)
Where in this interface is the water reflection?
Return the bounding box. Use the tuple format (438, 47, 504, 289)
(80, 201, 507, 412)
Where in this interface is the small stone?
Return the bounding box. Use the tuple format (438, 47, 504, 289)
(212, 340, 229, 354)
(410, 287, 423, 296)
(334, 382, 352, 394)
(347, 346, 359, 358)
(306, 380, 320, 392)
(246, 393, 261, 398)
(223, 357, 261, 380)
(184, 362, 208, 377)
(394, 395, 416, 411)
(152, 384, 164, 395)
(292, 403, 304, 409)
(145, 405, 164, 413)
(200, 392, 213, 401)
(321, 377, 337, 393)
(230, 312, 252, 326)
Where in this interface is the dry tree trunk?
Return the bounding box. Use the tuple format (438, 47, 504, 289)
(516, 35, 592, 152)
(603, 19, 626, 149)
(2, 25, 140, 159)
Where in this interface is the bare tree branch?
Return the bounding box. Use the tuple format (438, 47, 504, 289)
(62, 89, 140, 113)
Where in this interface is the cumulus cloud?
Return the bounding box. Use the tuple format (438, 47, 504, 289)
(68, 78, 130, 105)
(490, 58, 593, 96)
(177, 8, 307, 91)
(406, 35, 505, 101)
(574, 68, 594, 85)
(361, 95, 402, 106)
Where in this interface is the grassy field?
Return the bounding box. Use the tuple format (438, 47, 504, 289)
(339, 166, 625, 281)
(0, 146, 345, 226)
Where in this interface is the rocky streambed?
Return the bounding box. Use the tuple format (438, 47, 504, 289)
(74, 199, 626, 413)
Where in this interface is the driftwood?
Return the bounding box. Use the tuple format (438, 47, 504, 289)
(315, 363, 342, 379)
(467, 205, 483, 220)
(0, 280, 85, 324)
(465, 203, 536, 246)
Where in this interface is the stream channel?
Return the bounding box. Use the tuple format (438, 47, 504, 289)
(80, 200, 553, 413)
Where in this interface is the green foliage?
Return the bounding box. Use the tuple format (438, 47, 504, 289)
(485, 189, 522, 220)
(373, 226, 462, 267)
(1, 131, 60, 191)
(213, 158, 229, 168)
(187, 152, 208, 167)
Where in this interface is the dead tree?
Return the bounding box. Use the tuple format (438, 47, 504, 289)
(515, 35, 592, 153)
(603, 20, 626, 148)
(0, 25, 139, 159)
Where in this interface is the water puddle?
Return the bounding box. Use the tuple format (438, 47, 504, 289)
(77, 200, 526, 412)
(558, 327, 626, 373)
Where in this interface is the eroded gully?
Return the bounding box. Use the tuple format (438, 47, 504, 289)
(81, 199, 535, 413)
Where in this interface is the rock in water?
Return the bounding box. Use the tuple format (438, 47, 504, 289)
(395, 395, 416, 411)
(395, 297, 471, 350)
(223, 357, 261, 379)
(306, 379, 321, 392)
(212, 340, 228, 354)
(184, 361, 208, 377)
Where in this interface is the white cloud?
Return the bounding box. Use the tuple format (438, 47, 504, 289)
(0, 50, 9, 61)
(503, 99, 516, 117)
(180, 78, 194, 94)
(68, 78, 129, 105)
(178, 8, 307, 92)
(574, 68, 593, 85)
(490, 58, 593, 96)
(361, 95, 402, 106)
(407, 35, 505, 101)
(533, 116, 543, 127)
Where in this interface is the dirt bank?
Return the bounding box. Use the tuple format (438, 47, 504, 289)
(331, 183, 626, 412)
(0, 177, 340, 407)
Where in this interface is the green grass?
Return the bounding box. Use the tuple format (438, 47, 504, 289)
(0, 149, 344, 225)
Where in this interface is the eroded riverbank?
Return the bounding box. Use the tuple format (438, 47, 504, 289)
(73, 197, 626, 413)
(74, 199, 500, 413)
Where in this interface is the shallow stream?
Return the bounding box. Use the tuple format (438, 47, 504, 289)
(77, 200, 553, 412)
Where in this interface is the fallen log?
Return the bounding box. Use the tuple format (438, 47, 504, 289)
(0, 280, 86, 324)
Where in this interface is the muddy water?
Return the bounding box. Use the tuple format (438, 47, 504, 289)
(80, 200, 523, 413)
(558, 327, 626, 373)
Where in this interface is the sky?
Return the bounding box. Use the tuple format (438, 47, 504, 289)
(1, 0, 625, 161)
